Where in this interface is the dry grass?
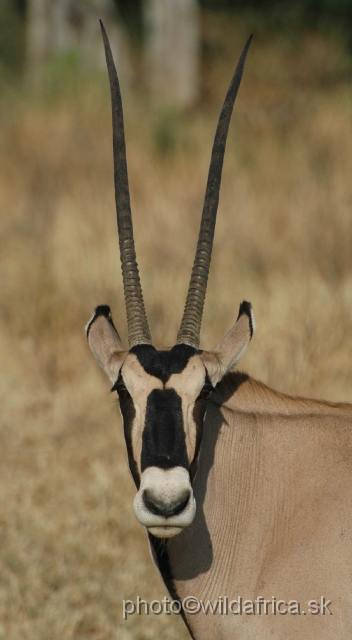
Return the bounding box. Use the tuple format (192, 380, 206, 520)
(2, 19, 352, 639)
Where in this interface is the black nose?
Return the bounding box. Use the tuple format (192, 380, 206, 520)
(143, 488, 190, 518)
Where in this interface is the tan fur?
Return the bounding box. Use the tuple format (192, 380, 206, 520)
(166, 373, 352, 639)
(167, 357, 206, 459)
(121, 354, 163, 471)
(87, 311, 352, 637)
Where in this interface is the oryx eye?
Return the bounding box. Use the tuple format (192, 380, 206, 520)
(111, 379, 130, 399)
(196, 385, 213, 402)
(118, 387, 130, 400)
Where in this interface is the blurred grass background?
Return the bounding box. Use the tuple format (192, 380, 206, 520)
(2, 2, 352, 639)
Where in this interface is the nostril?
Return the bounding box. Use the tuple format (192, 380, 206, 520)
(143, 489, 190, 518)
(143, 489, 163, 515)
(172, 491, 190, 515)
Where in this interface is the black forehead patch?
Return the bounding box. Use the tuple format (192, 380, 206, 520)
(130, 343, 198, 384)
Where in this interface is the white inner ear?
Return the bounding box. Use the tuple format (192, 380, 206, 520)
(224, 339, 249, 372)
(87, 311, 127, 382)
(199, 352, 223, 387)
(201, 308, 255, 386)
(105, 352, 128, 383)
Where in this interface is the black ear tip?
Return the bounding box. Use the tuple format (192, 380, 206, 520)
(95, 304, 111, 318)
(237, 300, 255, 337)
(85, 305, 112, 338)
(238, 300, 251, 315)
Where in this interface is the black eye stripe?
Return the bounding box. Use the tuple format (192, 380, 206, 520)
(111, 374, 131, 399)
(196, 373, 214, 401)
(118, 388, 130, 399)
(196, 388, 212, 401)
(113, 376, 140, 489)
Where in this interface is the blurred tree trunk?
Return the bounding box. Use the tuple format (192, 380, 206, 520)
(26, 0, 131, 88)
(144, 0, 200, 108)
(26, 0, 50, 85)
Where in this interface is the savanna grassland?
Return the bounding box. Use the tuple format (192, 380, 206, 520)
(2, 15, 352, 640)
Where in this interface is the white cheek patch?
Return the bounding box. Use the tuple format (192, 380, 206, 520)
(166, 356, 206, 459)
(120, 354, 163, 472)
(122, 354, 163, 397)
(129, 407, 143, 468)
(167, 355, 205, 399)
(186, 404, 197, 455)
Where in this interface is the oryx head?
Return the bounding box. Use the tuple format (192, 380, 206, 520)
(86, 23, 254, 538)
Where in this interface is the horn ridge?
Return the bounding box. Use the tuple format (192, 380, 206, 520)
(100, 21, 152, 347)
(177, 35, 253, 349)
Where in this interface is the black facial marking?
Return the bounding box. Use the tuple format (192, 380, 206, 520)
(130, 343, 197, 384)
(112, 376, 130, 399)
(141, 389, 188, 471)
(115, 344, 208, 482)
(190, 373, 213, 480)
(190, 403, 204, 482)
(113, 373, 140, 488)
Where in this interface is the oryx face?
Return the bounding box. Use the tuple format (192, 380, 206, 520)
(87, 308, 212, 538)
(115, 344, 212, 537)
(87, 25, 253, 538)
(87, 303, 254, 538)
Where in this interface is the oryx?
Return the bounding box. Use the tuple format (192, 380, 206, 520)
(86, 22, 352, 640)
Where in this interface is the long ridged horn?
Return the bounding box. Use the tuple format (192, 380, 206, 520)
(177, 35, 253, 349)
(100, 21, 152, 347)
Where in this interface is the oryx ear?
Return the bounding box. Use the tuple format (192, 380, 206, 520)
(200, 301, 255, 386)
(86, 305, 128, 383)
